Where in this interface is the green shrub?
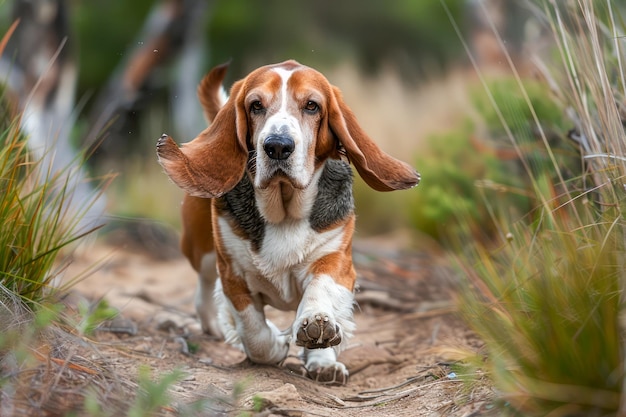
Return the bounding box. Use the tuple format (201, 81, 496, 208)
(408, 123, 522, 241)
(408, 75, 580, 244)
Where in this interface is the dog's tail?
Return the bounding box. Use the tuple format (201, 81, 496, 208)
(197, 62, 230, 123)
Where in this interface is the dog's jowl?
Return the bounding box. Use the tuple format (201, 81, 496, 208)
(157, 60, 420, 385)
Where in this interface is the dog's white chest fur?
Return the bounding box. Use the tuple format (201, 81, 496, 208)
(218, 216, 345, 310)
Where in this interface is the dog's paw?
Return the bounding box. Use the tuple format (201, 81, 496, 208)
(295, 313, 341, 349)
(305, 350, 349, 385)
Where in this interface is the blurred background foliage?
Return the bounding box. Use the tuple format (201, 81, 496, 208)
(206, 0, 466, 82)
(0, 0, 540, 240)
(69, 0, 468, 92)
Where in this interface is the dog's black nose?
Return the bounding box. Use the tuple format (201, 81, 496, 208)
(263, 135, 295, 160)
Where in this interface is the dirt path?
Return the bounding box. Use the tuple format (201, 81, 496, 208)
(62, 236, 493, 416)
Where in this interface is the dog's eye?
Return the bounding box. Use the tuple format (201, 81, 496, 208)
(304, 100, 319, 114)
(250, 101, 265, 114)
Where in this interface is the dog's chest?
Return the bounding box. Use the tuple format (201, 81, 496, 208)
(218, 216, 346, 309)
(215, 160, 354, 307)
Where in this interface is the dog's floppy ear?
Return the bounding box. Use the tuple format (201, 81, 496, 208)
(157, 80, 248, 198)
(328, 86, 420, 191)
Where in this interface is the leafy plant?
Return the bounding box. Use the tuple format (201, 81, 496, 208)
(406, 124, 517, 241)
(127, 366, 185, 417)
(76, 298, 119, 336)
(407, 63, 583, 243)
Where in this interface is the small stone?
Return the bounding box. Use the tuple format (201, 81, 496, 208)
(244, 383, 303, 412)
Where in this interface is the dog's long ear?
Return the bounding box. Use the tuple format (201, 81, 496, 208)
(157, 80, 248, 198)
(328, 86, 420, 191)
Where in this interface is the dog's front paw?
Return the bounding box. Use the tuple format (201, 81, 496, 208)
(295, 313, 341, 349)
(305, 348, 349, 385)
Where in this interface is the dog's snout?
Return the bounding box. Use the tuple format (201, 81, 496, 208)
(263, 135, 295, 160)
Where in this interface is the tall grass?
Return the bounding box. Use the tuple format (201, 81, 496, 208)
(454, 1, 626, 415)
(0, 101, 105, 306)
(0, 24, 107, 308)
(0, 23, 119, 416)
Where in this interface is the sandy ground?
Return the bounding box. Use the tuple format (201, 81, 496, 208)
(49, 232, 497, 417)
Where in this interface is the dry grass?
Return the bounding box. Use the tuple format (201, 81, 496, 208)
(0, 22, 141, 417)
(453, 0, 626, 415)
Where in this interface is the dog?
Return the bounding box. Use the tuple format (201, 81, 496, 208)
(156, 60, 420, 384)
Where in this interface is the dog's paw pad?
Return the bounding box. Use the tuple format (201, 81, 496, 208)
(295, 313, 341, 349)
(307, 361, 349, 385)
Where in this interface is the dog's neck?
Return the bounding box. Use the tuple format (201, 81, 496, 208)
(255, 169, 322, 224)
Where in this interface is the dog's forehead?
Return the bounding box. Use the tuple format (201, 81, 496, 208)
(244, 61, 329, 97)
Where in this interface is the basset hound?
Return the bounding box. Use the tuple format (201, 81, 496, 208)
(156, 60, 420, 384)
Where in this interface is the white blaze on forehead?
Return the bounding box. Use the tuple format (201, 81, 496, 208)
(272, 67, 297, 113)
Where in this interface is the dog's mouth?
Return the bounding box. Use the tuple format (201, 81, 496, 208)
(258, 170, 308, 190)
(248, 151, 311, 191)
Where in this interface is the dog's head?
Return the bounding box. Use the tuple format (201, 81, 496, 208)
(157, 60, 420, 197)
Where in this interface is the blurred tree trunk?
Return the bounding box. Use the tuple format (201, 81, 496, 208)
(84, 0, 210, 166)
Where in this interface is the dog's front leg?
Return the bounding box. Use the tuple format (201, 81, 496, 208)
(234, 303, 290, 365)
(295, 272, 356, 385)
(219, 272, 289, 365)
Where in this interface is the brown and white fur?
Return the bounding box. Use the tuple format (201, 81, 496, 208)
(156, 60, 420, 384)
